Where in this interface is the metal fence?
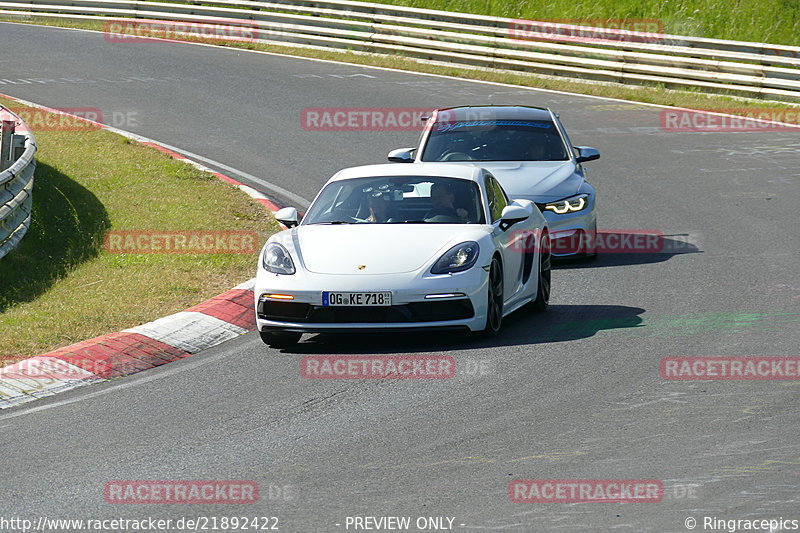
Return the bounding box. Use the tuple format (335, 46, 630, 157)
(0, 106, 36, 260)
(2, 0, 800, 101)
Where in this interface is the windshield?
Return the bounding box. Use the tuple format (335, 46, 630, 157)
(302, 176, 486, 225)
(421, 119, 569, 162)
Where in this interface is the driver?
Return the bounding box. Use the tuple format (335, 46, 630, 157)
(367, 192, 396, 222)
(425, 182, 468, 221)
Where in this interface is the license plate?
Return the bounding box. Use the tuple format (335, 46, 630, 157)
(323, 291, 392, 306)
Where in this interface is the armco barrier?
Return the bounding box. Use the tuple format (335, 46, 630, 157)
(0, 106, 36, 260)
(2, 0, 800, 101)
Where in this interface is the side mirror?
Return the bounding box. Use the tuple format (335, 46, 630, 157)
(275, 206, 299, 228)
(499, 204, 529, 231)
(387, 147, 416, 163)
(574, 146, 600, 163)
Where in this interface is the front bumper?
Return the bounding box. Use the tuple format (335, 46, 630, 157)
(254, 268, 490, 334)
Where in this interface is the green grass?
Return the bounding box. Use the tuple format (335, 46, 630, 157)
(372, 0, 800, 47)
(0, 98, 279, 363)
(77, 0, 800, 45)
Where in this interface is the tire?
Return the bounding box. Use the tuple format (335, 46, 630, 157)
(482, 257, 504, 336)
(530, 231, 551, 312)
(259, 330, 301, 348)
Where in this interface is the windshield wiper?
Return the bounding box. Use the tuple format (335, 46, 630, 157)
(311, 221, 351, 225)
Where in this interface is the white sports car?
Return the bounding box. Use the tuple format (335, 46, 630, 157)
(254, 163, 551, 347)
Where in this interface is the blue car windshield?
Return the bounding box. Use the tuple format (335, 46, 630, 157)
(421, 120, 569, 162)
(302, 176, 486, 225)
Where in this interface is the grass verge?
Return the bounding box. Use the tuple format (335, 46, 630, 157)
(372, 0, 800, 48)
(0, 97, 280, 364)
(101, 0, 800, 46)
(2, 16, 799, 115)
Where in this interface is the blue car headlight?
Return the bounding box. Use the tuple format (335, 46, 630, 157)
(262, 242, 295, 275)
(431, 241, 479, 274)
(543, 193, 589, 214)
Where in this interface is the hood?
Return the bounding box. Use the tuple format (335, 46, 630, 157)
(293, 225, 481, 275)
(476, 161, 583, 200)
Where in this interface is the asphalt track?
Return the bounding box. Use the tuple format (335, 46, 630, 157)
(1, 22, 799, 533)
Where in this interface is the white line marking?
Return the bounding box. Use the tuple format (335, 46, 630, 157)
(0, 337, 255, 421)
(234, 278, 257, 291)
(136, 140, 312, 208)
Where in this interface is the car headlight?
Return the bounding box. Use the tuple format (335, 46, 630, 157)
(431, 241, 479, 274)
(543, 194, 589, 214)
(262, 242, 295, 275)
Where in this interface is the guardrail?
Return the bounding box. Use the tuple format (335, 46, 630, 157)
(3, 0, 800, 100)
(0, 106, 36, 260)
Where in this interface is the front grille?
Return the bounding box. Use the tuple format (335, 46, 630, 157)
(258, 299, 474, 323)
(258, 301, 312, 320)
